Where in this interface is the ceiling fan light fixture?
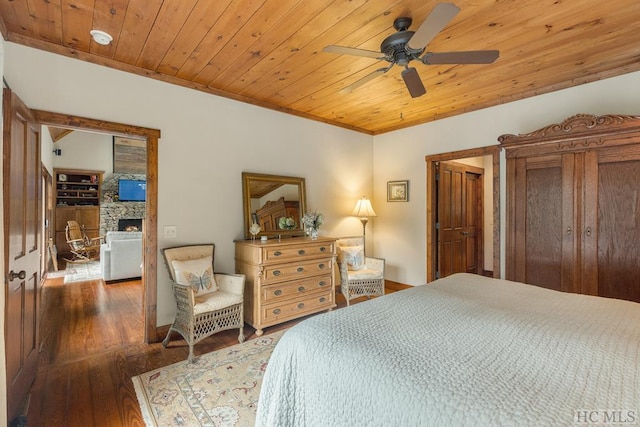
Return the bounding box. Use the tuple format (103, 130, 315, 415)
(90, 29, 113, 45)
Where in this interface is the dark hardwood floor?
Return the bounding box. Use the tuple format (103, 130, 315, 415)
(27, 274, 404, 426)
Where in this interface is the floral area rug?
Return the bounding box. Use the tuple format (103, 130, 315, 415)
(132, 330, 285, 427)
(62, 261, 102, 283)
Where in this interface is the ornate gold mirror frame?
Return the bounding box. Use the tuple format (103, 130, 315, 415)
(241, 172, 307, 239)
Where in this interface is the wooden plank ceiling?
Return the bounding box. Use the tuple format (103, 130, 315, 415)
(1, 0, 639, 135)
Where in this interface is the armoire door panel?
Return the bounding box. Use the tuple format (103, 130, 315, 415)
(592, 157, 640, 302)
(523, 165, 564, 291)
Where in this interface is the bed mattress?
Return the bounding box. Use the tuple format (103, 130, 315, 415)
(256, 273, 640, 426)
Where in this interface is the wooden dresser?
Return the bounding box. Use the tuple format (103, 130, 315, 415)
(235, 236, 336, 335)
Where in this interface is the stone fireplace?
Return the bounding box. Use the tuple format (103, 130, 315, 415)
(118, 218, 143, 232)
(100, 172, 146, 235)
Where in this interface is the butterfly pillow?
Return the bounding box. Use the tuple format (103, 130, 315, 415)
(172, 256, 218, 297)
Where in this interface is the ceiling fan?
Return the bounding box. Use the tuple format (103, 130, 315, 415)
(323, 2, 499, 98)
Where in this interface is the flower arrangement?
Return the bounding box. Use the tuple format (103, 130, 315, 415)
(278, 216, 297, 230)
(302, 211, 324, 235)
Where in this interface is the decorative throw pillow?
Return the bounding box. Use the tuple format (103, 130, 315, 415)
(339, 245, 366, 271)
(171, 256, 218, 296)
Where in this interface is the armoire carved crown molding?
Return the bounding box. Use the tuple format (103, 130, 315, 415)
(498, 113, 640, 157)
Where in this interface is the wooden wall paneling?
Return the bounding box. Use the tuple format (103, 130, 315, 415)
(4, 1, 640, 134)
(113, 137, 146, 174)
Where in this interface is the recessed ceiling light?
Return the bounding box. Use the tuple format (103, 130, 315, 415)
(90, 29, 113, 46)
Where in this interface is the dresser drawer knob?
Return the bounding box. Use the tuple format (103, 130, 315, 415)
(274, 290, 282, 296)
(273, 270, 281, 276)
(319, 297, 326, 303)
(297, 267, 304, 272)
(320, 246, 326, 252)
(273, 308, 281, 315)
(273, 251, 282, 256)
(297, 303, 305, 309)
(298, 249, 306, 255)
(318, 263, 325, 269)
(298, 286, 305, 292)
(319, 281, 326, 287)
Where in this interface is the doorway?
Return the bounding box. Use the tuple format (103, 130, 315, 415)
(435, 161, 484, 278)
(425, 146, 501, 282)
(33, 110, 160, 343)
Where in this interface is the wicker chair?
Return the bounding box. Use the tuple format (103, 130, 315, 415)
(336, 236, 385, 305)
(65, 220, 104, 262)
(162, 244, 245, 362)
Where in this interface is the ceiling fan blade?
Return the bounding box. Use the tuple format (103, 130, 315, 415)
(339, 67, 390, 94)
(422, 50, 500, 64)
(323, 45, 383, 59)
(401, 67, 426, 98)
(407, 3, 460, 51)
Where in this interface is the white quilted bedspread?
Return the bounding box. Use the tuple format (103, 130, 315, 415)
(256, 273, 640, 427)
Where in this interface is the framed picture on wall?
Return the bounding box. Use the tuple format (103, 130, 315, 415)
(387, 180, 409, 202)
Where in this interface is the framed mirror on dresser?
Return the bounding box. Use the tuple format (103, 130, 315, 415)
(238, 172, 336, 336)
(241, 172, 307, 239)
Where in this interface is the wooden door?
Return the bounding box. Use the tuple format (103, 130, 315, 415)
(507, 153, 577, 292)
(3, 89, 42, 423)
(583, 146, 640, 302)
(437, 161, 483, 278)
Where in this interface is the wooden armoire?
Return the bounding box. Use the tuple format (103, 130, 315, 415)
(500, 114, 640, 303)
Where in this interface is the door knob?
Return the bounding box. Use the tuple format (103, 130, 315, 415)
(8, 270, 26, 281)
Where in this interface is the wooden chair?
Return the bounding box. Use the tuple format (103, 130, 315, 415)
(65, 220, 104, 262)
(162, 244, 245, 362)
(336, 236, 385, 305)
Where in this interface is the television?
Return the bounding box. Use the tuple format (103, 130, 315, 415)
(118, 179, 146, 201)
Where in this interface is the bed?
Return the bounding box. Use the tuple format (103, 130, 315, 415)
(256, 273, 640, 426)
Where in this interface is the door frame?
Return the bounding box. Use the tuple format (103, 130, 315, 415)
(426, 145, 501, 282)
(40, 166, 53, 275)
(33, 110, 161, 343)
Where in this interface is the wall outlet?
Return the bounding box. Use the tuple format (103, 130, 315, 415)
(164, 225, 178, 238)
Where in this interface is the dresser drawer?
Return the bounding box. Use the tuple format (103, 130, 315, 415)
(263, 241, 334, 263)
(262, 274, 332, 303)
(262, 290, 334, 323)
(262, 258, 332, 284)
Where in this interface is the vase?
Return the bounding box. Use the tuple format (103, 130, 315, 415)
(310, 229, 319, 240)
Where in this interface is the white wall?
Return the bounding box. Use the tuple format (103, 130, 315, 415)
(3, 42, 373, 326)
(41, 126, 54, 173)
(51, 130, 113, 176)
(373, 71, 640, 285)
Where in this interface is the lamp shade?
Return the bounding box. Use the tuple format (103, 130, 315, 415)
(352, 196, 377, 218)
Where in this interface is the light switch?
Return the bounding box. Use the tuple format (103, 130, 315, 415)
(164, 225, 178, 238)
